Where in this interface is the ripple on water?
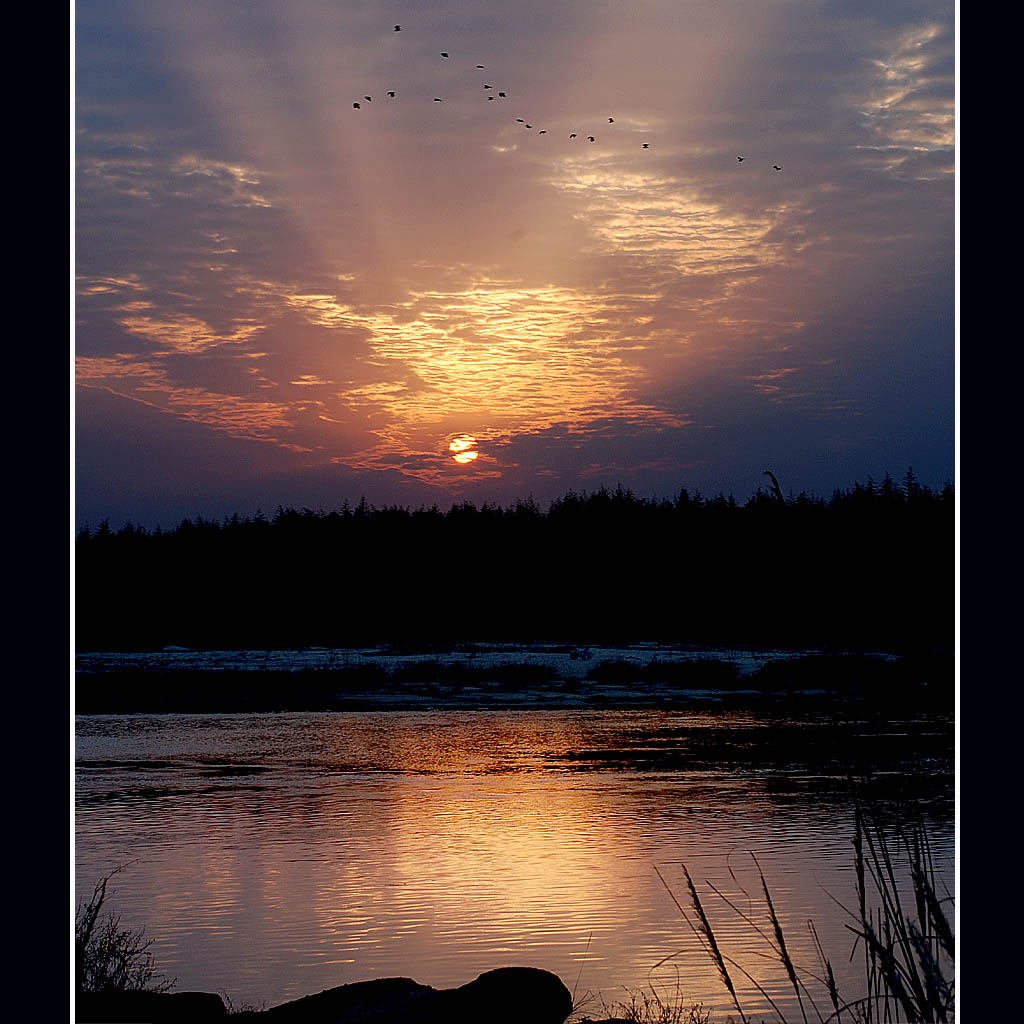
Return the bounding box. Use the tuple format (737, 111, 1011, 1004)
(75, 709, 954, 1017)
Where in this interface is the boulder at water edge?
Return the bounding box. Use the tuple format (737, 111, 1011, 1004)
(254, 966, 574, 1023)
(76, 966, 574, 1023)
(77, 989, 229, 1022)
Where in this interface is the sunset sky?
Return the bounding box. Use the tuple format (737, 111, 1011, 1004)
(75, 0, 956, 528)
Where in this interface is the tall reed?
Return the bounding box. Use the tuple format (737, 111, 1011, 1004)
(661, 804, 953, 1023)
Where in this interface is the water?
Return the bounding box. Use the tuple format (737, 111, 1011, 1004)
(74, 708, 954, 1020)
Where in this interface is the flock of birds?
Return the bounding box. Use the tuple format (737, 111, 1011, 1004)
(349, 25, 782, 168)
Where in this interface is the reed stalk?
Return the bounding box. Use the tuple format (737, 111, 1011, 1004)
(662, 800, 953, 1024)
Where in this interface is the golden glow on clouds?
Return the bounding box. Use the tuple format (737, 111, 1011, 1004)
(305, 282, 691, 483)
(116, 310, 264, 354)
(551, 163, 782, 271)
(74, 2, 954, 496)
(75, 274, 148, 297)
(170, 156, 274, 208)
(858, 24, 955, 164)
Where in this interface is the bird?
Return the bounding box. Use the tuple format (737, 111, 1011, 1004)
(434, 97, 443, 102)
(353, 102, 360, 109)
(737, 156, 744, 162)
(538, 129, 546, 134)
(773, 165, 782, 171)
(498, 91, 506, 97)
(441, 52, 449, 58)
(487, 95, 494, 100)
(587, 136, 595, 142)
(642, 143, 649, 148)
(387, 91, 395, 98)
(525, 123, 532, 128)
(515, 118, 524, 123)
(476, 64, 485, 69)
(569, 133, 577, 138)
(364, 96, 372, 101)
(608, 117, 614, 123)
(394, 25, 400, 31)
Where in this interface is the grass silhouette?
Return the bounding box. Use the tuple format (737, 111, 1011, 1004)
(654, 803, 954, 1023)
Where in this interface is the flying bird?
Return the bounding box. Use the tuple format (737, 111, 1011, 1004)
(434, 97, 443, 102)
(773, 165, 782, 171)
(484, 85, 492, 89)
(642, 143, 649, 148)
(538, 129, 546, 134)
(476, 65, 485, 68)
(516, 118, 524, 123)
(737, 156, 744, 161)
(394, 25, 400, 31)
(387, 91, 395, 97)
(587, 136, 595, 142)
(487, 95, 494, 100)
(608, 117, 614, 123)
(498, 91, 506, 97)
(364, 96, 372, 101)
(353, 102, 360, 109)
(569, 133, 577, 138)
(441, 52, 449, 58)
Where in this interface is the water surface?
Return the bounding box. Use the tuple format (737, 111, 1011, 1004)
(75, 708, 954, 1020)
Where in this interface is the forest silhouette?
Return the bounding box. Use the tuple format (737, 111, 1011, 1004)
(76, 470, 952, 651)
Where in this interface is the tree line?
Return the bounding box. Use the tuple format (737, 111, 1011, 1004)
(76, 470, 953, 651)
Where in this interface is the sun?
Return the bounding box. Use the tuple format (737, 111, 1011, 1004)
(448, 434, 479, 464)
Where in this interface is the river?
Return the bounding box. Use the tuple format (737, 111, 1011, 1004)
(74, 706, 954, 1021)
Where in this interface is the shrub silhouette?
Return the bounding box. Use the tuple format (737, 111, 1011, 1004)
(76, 871, 172, 995)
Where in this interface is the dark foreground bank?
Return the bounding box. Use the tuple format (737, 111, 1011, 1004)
(76, 966, 620, 1023)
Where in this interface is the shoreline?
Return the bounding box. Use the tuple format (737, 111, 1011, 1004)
(74, 644, 951, 715)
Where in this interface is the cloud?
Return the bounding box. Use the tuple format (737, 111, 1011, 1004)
(75, 0, 955, 525)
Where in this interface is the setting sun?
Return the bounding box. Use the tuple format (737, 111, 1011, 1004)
(448, 434, 479, 464)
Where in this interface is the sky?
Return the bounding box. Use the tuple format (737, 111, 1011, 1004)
(74, 0, 957, 528)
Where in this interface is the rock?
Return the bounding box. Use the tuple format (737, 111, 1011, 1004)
(257, 977, 435, 1021)
(77, 967, 574, 1023)
(426, 967, 574, 1023)
(76, 989, 228, 1022)
(257, 967, 574, 1023)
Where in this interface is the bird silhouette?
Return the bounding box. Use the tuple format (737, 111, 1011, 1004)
(394, 25, 400, 31)
(608, 117, 614, 123)
(737, 156, 744, 162)
(434, 97, 443, 102)
(538, 129, 546, 134)
(441, 52, 449, 58)
(484, 85, 492, 89)
(773, 165, 782, 171)
(588, 136, 595, 142)
(476, 64, 485, 68)
(569, 133, 577, 138)
(364, 96, 372, 101)
(498, 91, 506, 97)
(387, 91, 395, 98)
(642, 143, 649, 148)
(353, 102, 360, 109)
